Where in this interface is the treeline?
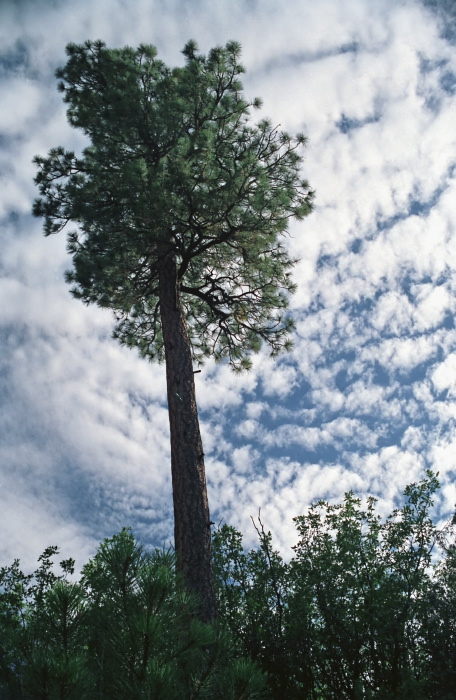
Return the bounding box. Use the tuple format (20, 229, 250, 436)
(213, 470, 456, 699)
(1, 471, 455, 699)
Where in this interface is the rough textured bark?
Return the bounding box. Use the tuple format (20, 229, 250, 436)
(158, 250, 216, 622)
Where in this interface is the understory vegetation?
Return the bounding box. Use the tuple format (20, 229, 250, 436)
(1, 471, 455, 699)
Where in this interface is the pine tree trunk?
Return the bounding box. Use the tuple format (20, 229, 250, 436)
(158, 250, 217, 622)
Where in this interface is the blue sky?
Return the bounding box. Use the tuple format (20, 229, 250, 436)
(1, 0, 456, 570)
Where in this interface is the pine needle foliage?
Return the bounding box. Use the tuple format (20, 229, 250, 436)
(33, 39, 314, 370)
(0, 529, 268, 699)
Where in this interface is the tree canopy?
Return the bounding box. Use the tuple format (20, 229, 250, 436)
(33, 39, 314, 370)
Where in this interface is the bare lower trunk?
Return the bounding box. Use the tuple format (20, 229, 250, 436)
(158, 250, 216, 622)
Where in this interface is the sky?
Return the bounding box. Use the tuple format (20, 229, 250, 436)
(1, 0, 456, 572)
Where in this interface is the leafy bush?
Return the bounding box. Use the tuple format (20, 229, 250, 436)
(213, 471, 456, 699)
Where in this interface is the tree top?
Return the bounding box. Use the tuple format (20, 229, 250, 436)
(33, 40, 314, 370)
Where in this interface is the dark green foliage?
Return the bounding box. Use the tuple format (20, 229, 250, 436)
(33, 39, 314, 371)
(212, 516, 290, 695)
(0, 547, 88, 700)
(4, 475, 454, 698)
(212, 472, 456, 699)
(0, 529, 267, 699)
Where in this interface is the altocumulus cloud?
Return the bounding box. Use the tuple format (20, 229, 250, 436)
(0, 0, 456, 567)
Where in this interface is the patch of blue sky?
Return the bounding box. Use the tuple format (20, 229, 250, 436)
(439, 69, 456, 93)
(375, 174, 455, 233)
(0, 133, 15, 149)
(258, 42, 360, 74)
(419, 55, 449, 75)
(349, 239, 363, 254)
(260, 442, 342, 468)
(417, 56, 456, 111)
(0, 39, 29, 77)
(399, 359, 433, 384)
(0, 322, 35, 355)
(315, 252, 339, 270)
(421, 0, 456, 43)
(335, 365, 365, 391)
(336, 112, 381, 135)
(127, 390, 158, 420)
(236, 346, 442, 433)
(50, 460, 100, 521)
(436, 417, 456, 438)
(86, 479, 173, 548)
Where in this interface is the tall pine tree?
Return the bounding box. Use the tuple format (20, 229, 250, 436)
(33, 39, 314, 621)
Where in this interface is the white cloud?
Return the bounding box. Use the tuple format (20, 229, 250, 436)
(1, 0, 456, 571)
(431, 353, 456, 394)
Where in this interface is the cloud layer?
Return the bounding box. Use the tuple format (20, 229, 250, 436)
(1, 0, 455, 569)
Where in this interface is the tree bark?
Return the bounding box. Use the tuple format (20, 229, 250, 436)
(158, 250, 217, 622)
